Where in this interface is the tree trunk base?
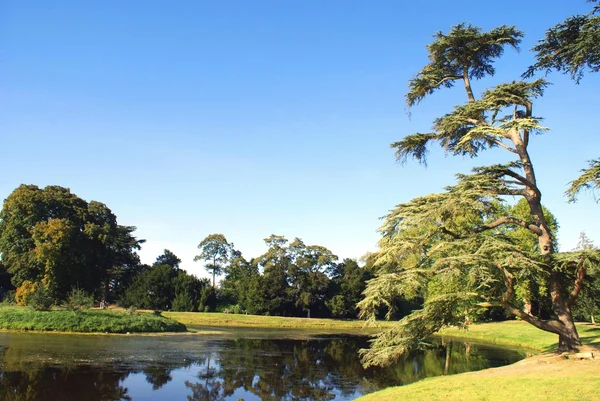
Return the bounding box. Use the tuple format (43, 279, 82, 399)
(557, 333, 582, 352)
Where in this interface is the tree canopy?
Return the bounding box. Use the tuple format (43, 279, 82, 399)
(194, 234, 233, 287)
(358, 23, 600, 367)
(0, 185, 143, 302)
(525, 0, 600, 83)
(525, 1, 600, 202)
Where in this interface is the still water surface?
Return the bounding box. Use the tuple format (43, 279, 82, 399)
(0, 328, 524, 400)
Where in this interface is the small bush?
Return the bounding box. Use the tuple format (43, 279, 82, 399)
(172, 291, 194, 312)
(0, 308, 187, 333)
(0, 291, 16, 306)
(220, 304, 245, 314)
(64, 287, 94, 310)
(127, 306, 137, 314)
(27, 285, 54, 311)
(15, 281, 37, 306)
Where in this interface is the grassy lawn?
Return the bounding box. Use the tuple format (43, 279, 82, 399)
(358, 321, 600, 401)
(0, 306, 187, 333)
(164, 311, 396, 332)
(357, 356, 600, 401)
(438, 321, 600, 352)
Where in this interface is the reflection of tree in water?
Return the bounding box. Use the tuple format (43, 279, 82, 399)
(185, 352, 225, 401)
(381, 339, 496, 386)
(143, 365, 173, 390)
(200, 337, 509, 399)
(0, 367, 131, 401)
(0, 336, 522, 400)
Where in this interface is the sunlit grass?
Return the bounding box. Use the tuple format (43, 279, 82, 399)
(357, 358, 600, 401)
(0, 306, 186, 333)
(438, 321, 600, 352)
(358, 321, 600, 401)
(163, 311, 395, 332)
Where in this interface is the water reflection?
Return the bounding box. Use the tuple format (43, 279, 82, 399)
(0, 333, 524, 401)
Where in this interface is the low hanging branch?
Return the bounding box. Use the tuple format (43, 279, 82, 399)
(496, 264, 561, 335)
(473, 216, 543, 236)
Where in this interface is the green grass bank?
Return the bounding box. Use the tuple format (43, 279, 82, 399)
(357, 321, 600, 401)
(164, 311, 396, 331)
(0, 306, 187, 333)
(438, 321, 600, 352)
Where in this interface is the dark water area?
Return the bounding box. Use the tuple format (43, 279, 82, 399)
(0, 330, 525, 400)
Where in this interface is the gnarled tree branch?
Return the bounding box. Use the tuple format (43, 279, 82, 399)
(495, 264, 561, 334)
(567, 260, 586, 307)
(474, 216, 543, 236)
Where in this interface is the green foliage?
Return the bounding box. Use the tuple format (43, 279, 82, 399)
(172, 291, 195, 312)
(362, 20, 600, 367)
(406, 23, 523, 108)
(0, 184, 143, 303)
(120, 264, 178, 310)
(526, 3, 600, 206)
(326, 259, 373, 318)
(194, 234, 233, 287)
(0, 306, 186, 333)
(173, 271, 204, 311)
(525, 1, 600, 83)
(570, 233, 600, 323)
(27, 285, 54, 311)
(0, 262, 13, 302)
(220, 250, 260, 311)
(249, 235, 339, 317)
(119, 248, 206, 312)
(0, 291, 15, 305)
(566, 159, 600, 202)
(155, 249, 182, 268)
(198, 286, 217, 312)
(64, 287, 94, 310)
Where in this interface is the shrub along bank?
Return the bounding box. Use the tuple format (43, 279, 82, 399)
(0, 306, 187, 333)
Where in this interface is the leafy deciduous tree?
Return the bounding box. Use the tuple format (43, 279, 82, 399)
(326, 259, 373, 318)
(194, 234, 233, 288)
(0, 185, 142, 302)
(288, 238, 337, 317)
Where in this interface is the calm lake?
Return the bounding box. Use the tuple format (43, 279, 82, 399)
(0, 328, 525, 400)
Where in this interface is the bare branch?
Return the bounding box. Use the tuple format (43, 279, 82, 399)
(474, 216, 543, 236)
(523, 101, 533, 147)
(502, 169, 540, 193)
(463, 67, 476, 102)
(504, 303, 562, 334)
(435, 75, 463, 87)
(567, 261, 586, 307)
(495, 264, 561, 334)
(439, 226, 460, 239)
(492, 188, 528, 197)
(486, 136, 518, 153)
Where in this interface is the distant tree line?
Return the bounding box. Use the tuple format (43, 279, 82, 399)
(1, 184, 596, 323)
(0, 184, 381, 318)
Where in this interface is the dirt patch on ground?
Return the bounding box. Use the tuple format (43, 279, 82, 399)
(472, 345, 600, 378)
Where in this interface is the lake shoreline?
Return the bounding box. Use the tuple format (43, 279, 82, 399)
(356, 321, 600, 401)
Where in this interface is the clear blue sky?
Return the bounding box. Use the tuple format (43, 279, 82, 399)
(1, 1, 598, 278)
